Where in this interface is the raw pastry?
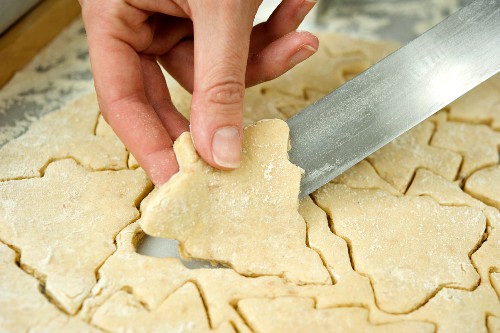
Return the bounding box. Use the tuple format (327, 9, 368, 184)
(91, 283, 234, 333)
(237, 297, 434, 333)
(448, 76, 500, 130)
(0, 242, 99, 332)
(0, 94, 127, 181)
(313, 183, 485, 313)
(465, 166, 500, 210)
(0, 159, 151, 314)
(431, 122, 500, 179)
(140, 119, 330, 285)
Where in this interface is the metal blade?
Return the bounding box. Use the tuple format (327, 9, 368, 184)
(287, 0, 500, 198)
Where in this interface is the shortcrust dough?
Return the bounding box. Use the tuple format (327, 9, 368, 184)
(1, 30, 499, 333)
(140, 119, 331, 285)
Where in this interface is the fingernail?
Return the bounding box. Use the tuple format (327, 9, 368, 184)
(289, 44, 318, 67)
(212, 126, 241, 169)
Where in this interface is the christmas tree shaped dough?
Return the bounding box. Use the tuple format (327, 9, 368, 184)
(0, 159, 151, 314)
(140, 120, 330, 285)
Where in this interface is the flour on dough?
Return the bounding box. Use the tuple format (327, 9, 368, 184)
(313, 183, 485, 313)
(0, 242, 100, 332)
(237, 297, 434, 333)
(140, 119, 330, 285)
(368, 120, 462, 192)
(465, 166, 500, 210)
(0, 159, 151, 314)
(0, 94, 128, 181)
(431, 122, 500, 179)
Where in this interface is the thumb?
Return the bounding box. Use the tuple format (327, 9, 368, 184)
(189, 1, 257, 169)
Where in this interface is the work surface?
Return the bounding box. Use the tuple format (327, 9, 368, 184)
(1, 17, 500, 331)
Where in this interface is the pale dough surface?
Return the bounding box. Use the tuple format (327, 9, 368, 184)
(1, 33, 499, 333)
(140, 119, 331, 285)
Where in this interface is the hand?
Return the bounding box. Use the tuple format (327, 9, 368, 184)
(79, 0, 318, 185)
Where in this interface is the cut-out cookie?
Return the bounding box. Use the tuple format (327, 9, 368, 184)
(373, 283, 500, 333)
(80, 221, 371, 333)
(78, 222, 194, 321)
(91, 282, 234, 333)
(0, 159, 151, 314)
(0, 94, 128, 180)
(257, 48, 371, 98)
(431, 122, 500, 179)
(313, 183, 485, 313)
(0, 242, 100, 332)
(237, 297, 434, 333)
(140, 120, 330, 285)
(406, 168, 485, 209)
(465, 166, 500, 210)
(448, 76, 500, 130)
(331, 160, 400, 195)
(368, 121, 462, 192)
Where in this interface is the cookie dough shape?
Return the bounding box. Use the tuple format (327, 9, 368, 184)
(431, 122, 500, 179)
(91, 282, 234, 333)
(141, 120, 330, 285)
(237, 297, 434, 333)
(465, 166, 500, 210)
(0, 242, 99, 333)
(448, 76, 500, 130)
(374, 283, 500, 333)
(0, 159, 151, 314)
(313, 183, 485, 313)
(331, 160, 400, 195)
(0, 94, 128, 180)
(368, 121, 462, 193)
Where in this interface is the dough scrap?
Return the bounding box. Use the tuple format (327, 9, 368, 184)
(140, 119, 330, 285)
(431, 122, 500, 179)
(313, 183, 485, 313)
(0, 94, 127, 180)
(465, 166, 500, 210)
(367, 120, 462, 192)
(91, 282, 234, 333)
(0, 159, 151, 314)
(237, 297, 434, 333)
(0, 242, 100, 333)
(448, 75, 500, 130)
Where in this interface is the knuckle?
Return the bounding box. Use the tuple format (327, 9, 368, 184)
(204, 79, 245, 107)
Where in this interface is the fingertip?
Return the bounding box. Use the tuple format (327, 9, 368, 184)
(142, 147, 179, 186)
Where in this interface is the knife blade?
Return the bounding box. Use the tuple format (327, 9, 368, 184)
(287, 0, 500, 198)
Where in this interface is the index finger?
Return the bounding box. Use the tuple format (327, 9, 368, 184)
(85, 22, 178, 185)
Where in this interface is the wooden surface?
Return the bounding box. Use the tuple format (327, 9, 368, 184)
(0, 0, 81, 88)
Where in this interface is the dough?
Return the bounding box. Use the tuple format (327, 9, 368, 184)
(465, 166, 500, 210)
(140, 119, 330, 285)
(2, 30, 500, 332)
(367, 120, 462, 192)
(0, 159, 151, 314)
(313, 183, 485, 313)
(431, 122, 500, 179)
(92, 283, 234, 333)
(237, 297, 434, 333)
(0, 94, 128, 181)
(448, 76, 500, 130)
(0, 242, 99, 332)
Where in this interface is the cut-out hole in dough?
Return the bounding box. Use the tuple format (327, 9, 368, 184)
(136, 235, 221, 270)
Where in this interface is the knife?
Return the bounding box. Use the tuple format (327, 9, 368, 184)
(287, 0, 500, 198)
